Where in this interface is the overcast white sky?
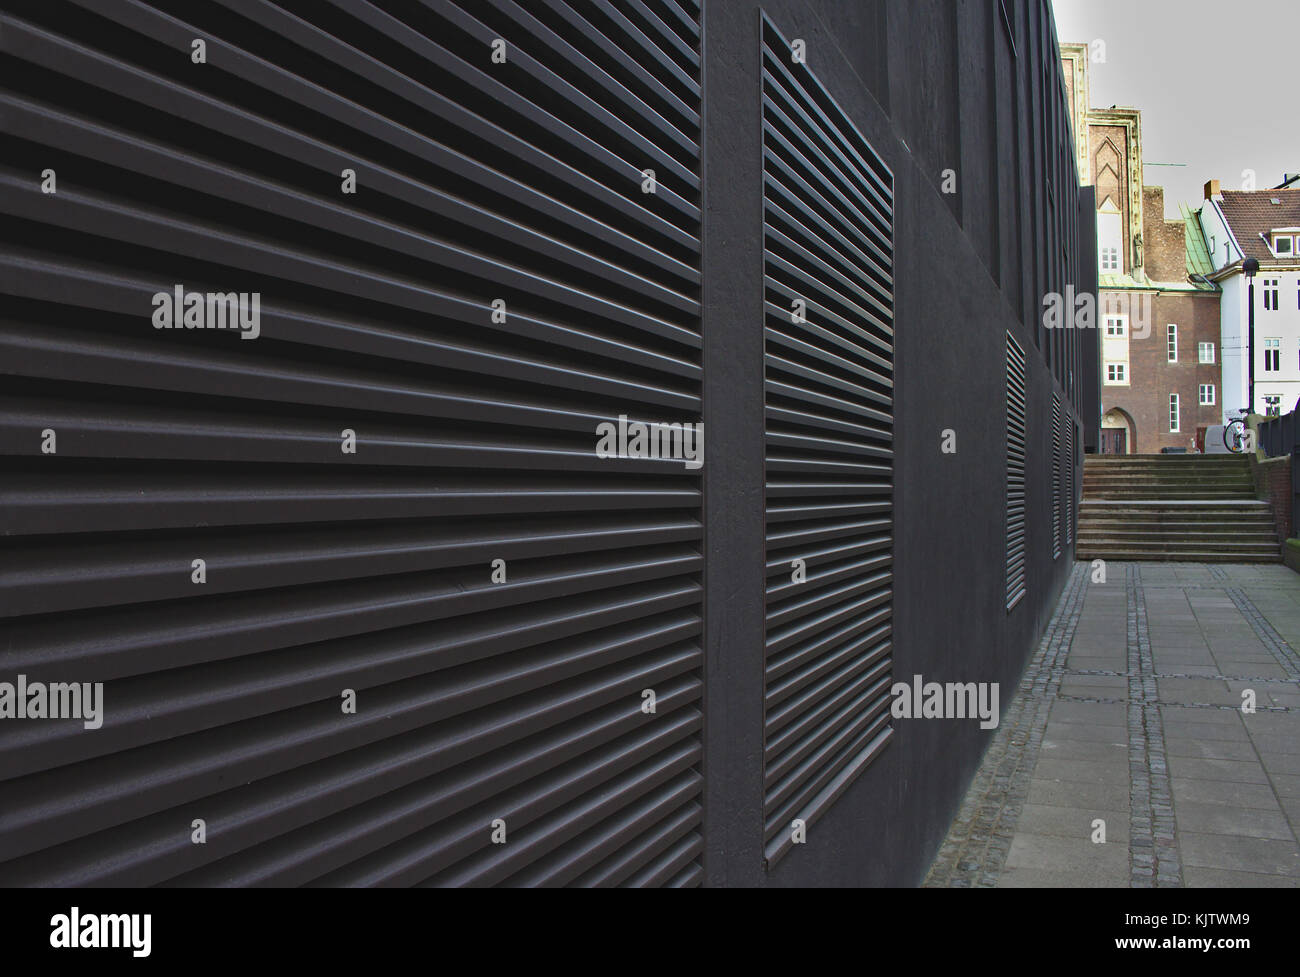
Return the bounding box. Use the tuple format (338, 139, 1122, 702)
(1052, 0, 1299, 217)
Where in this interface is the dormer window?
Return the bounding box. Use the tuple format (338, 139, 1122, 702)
(1269, 229, 1300, 256)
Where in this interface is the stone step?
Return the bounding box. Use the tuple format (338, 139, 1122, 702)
(1075, 548, 1282, 564)
(1083, 481, 1253, 489)
(1083, 456, 1250, 464)
(1077, 535, 1279, 550)
(1082, 472, 1252, 479)
(1078, 454, 1277, 561)
(1081, 498, 1267, 507)
(1081, 488, 1253, 496)
(1084, 454, 1248, 462)
(1086, 491, 1258, 498)
(1078, 507, 1273, 525)
(1071, 527, 1274, 535)
(1080, 499, 1270, 507)
(1082, 474, 1254, 483)
(1082, 469, 1252, 478)
(1080, 512, 1270, 518)
(1077, 528, 1277, 541)
(1076, 454, 1268, 561)
(1078, 512, 1273, 524)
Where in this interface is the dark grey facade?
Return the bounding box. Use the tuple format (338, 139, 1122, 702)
(0, 0, 1095, 887)
(704, 0, 1095, 886)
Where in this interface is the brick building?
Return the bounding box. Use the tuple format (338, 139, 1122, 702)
(1061, 44, 1222, 454)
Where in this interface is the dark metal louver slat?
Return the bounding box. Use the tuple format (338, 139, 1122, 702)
(759, 15, 894, 870)
(1006, 333, 1028, 610)
(1052, 393, 1062, 560)
(1066, 418, 1075, 547)
(0, 0, 702, 887)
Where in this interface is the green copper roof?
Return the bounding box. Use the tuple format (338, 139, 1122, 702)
(1180, 201, 1218, 283)
(1101, 205, 1220, 293)
(1099, 272, 1146, 289)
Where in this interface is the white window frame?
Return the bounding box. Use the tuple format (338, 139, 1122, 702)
(1264, 278, 1280, 312)
(1106, 362, 1127, 384)
(1167, 324, 1178, 362)
(1105, 315, 1127, 337)
(1275, 235, 1294, 256)
(1169, 394, 1180, 433)
(1265, 337, 1281, 372)
(1199, 383, 1215, 406)
(1264, 394, 1283, 417)
(1097, 212, 1122, 273)
(1199, 342, 1216, 364)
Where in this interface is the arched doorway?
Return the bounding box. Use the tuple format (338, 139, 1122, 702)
(1101, 408, 1135, 455)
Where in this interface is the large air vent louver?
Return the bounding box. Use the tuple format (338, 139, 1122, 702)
(1006, 333, 1028, 610)
(1052, 393, 1062, 561)
(759, 14, 895, 868)
(0, 0, 703, 888)
(1066, 416, 1076, 547)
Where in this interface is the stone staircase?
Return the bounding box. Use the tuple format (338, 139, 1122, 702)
(1077, 455, 1281, 563)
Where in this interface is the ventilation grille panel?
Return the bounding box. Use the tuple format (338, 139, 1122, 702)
(759, 14, 894, 869)
(1006, 333, 1028, 610)
(0, 0, 703, 888)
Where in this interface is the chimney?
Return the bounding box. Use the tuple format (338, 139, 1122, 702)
(1204, 179, 1222, 200)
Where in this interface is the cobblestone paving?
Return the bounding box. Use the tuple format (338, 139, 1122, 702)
(924, 562, 1300, 888)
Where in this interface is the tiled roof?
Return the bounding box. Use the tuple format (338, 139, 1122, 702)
(1219, 189, 1300, 263)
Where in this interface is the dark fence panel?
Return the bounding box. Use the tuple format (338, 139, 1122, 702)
(1259, 409, 1298, 459)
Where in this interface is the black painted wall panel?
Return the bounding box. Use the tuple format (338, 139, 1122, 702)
(955, 0, 998, 278)
(885, 0, 961, 222)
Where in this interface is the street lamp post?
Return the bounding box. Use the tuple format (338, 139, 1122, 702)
(1244, 256, 1260, 415)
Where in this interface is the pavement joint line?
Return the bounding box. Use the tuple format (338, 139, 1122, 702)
(1072, 668, 1299, 683)
(1127, 563, 1183, 888)
(1055, 693, 1296, 713)
(1222, 587, 1300, 682)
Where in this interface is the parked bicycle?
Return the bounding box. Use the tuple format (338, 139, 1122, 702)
(1223, 409, 1251, 454)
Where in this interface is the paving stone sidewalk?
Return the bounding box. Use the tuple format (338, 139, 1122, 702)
(924, 561, 1300, 888)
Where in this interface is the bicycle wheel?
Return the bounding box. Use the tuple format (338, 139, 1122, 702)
(1223, 419, 1246, 453)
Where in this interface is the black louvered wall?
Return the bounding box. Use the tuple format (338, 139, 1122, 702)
(759, 15, 894, 868)
(1005, 332, 1027, 611)
(0, 0, 704, 887)
(2, 0, 1095, 892)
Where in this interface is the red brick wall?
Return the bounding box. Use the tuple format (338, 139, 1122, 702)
(1103, 291, 1222, 453)
(1143, 187, 1188, 283)
(1252, 455, 1293, 542)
